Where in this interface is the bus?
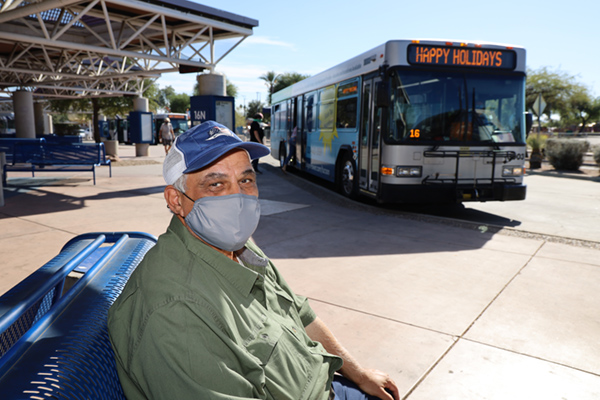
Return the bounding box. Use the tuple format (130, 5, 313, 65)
(154, 113, 190, 143)
(270, 39, 529, 203)
(0, 112, 15, 137)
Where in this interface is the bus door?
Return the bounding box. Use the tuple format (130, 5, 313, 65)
(287, 98, 294, 152)
(359, 77, 382, 193)
(295, 96, 303, 167)
(303, 92, 316, 168)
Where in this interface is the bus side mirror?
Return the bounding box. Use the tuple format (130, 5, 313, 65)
(376, 82, 390, 108)
(525, 112, 533, 137)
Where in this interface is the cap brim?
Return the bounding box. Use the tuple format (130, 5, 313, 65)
(182, 141, 270, 174)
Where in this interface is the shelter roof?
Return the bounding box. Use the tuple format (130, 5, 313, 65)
(0, 0, 257, 100)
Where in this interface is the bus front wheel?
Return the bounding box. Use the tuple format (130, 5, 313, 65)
(337, 153, 358, 198)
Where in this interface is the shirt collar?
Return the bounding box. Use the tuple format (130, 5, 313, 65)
(168, 216, 268, 297)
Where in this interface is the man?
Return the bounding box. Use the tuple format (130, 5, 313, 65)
(160, 117, 175, 154)
(108, 121, 398, 400)
(249, 113, 264, 173)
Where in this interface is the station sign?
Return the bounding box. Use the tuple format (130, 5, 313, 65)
(190, 95, 235, 131)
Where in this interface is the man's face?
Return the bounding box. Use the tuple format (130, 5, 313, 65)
(179, 149, 258, 215)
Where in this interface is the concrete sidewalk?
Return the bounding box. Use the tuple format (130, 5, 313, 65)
(1, 144, 600, 399)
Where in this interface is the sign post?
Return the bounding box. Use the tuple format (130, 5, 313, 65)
(532, 94, 546, 135)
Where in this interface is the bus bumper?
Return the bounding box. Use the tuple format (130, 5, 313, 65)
(378, 183, 527, 204)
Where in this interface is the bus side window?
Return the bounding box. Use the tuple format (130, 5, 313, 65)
(305, 95, 314, 132)
(336, 98, 357, 129)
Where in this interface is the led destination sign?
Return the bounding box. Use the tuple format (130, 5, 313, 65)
(408, 45, 516, 70)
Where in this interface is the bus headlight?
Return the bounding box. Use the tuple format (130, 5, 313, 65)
(502, 166, 524, 177)
(396, 166, 422, 177)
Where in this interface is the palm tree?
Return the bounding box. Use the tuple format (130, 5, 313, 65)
(259, 71, 280, 105)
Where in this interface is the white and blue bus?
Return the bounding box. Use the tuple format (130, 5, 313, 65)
(0, 112, 15, 137)
(270, 39, 529, 203)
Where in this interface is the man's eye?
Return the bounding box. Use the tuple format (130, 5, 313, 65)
(242, 177, 258, 186)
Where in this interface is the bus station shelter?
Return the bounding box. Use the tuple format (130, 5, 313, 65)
(0, 0, 258, 138)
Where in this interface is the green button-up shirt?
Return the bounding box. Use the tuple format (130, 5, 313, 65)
(108, 216, 342, 399)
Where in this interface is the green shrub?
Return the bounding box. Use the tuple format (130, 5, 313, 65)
(545, 139, 590, 171)
(594, 146, 600, 166)
(526, 134, 548, 152)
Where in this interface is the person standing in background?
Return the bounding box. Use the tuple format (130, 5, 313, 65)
(250, 113, 264, 174)
(160, 117, 175, 154)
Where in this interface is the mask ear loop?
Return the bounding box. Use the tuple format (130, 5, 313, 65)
(178, 191, 196, 218)
(181, 191, 196, 203)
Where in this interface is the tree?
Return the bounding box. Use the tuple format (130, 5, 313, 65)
(156, 85, 176, 111)
(169, 93, 190, 113)
(259, 71, 280, 105)
(526, 67, 584, 121)
(142, 81, 162, 112)
(96, 96, 134, 118)
(48, 98, 90, 115)
(246, 99, 264, 119)
(235, 105, 247, 131)
(568, 89, 600, 132)
(273, 72, 309, 94)
(226, 79, 238, 98)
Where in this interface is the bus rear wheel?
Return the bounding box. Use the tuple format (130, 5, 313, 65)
(338, 153, 358, 198)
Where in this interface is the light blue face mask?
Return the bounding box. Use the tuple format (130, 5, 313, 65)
(183, 193, 261, 252)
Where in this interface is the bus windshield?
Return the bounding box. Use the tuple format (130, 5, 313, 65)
(156, 117, 189, 136)
(386, 69, 526, 145)
(171, 119, 189, 135)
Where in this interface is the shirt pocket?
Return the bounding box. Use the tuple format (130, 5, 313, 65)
(244, 319, 324, 400)
(243, 321, 283, 366)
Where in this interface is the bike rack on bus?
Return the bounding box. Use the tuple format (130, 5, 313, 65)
(422, 147, 518, 187)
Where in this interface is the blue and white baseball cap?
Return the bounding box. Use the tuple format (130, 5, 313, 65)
(163, 120, 270, 185)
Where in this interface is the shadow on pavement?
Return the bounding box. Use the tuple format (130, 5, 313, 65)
(1, 178, 165, 218)
(254, 164, 510, 258)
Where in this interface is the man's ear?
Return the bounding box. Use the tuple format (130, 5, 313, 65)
(164, 185, 184, 216)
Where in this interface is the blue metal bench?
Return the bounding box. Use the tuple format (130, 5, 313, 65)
(0, 232, 157, 399)
(1, 140, 112, 185)
(43, 134, 83, 144)
(0, 138, 46, 165)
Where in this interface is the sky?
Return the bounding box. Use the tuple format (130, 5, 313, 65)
(157, 0, 600, 108)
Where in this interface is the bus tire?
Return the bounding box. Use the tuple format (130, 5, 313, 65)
(337, 152, 358, 198)
(279, 143, 286, 168)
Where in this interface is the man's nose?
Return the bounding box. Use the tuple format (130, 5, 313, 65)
(227, 181, 243, 195)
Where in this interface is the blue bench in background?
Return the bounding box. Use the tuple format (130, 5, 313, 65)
(0, 138, 46, 165)
(1, 139, 111, 185)
(0, 232, 157, 399)
(43, 134, 83, 144)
